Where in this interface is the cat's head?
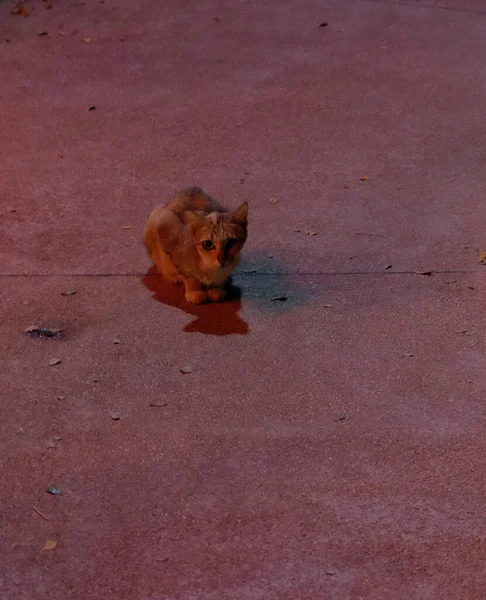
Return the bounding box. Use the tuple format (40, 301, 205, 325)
(184, 203, 248, 269)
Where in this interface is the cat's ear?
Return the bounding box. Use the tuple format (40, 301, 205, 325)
(229, 202, 248, 225)
(184, 210, 204, 230)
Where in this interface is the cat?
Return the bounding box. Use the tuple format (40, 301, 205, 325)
(144, 187, 248, 304)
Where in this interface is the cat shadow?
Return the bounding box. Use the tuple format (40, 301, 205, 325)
(234, 251, 317, 313)
(141, 266, 249, 335)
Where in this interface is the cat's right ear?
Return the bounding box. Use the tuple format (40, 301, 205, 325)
(184, 210, 204, 230)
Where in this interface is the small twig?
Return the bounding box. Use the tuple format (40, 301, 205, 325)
(355, 232, 387, 238)
(32, 506, 49, 521)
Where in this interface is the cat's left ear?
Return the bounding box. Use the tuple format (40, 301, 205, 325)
(229, 202, 248, 225)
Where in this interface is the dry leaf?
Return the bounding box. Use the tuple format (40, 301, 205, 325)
(333, 413, 346, 422)
(324, 303, 332, 308)
(47, 484, 62, 495)
(48, 358, 61, 366)
(304, 229, 318, 236)
(112, 339, 121, 344)
(478, 250, 486, 264)
(56, 395, 65, 401)
(46, 441, 56, 449)
(82, 37, 92, 43)
(269, 197, 279, 205)
(110, 412, 121, 420)
(11, 4, 28, 16)
(360, 175, 369, 181)
(52, 435, 62, 441)
(122, 225, 132, 230)
(180, 366, 193, 374)
(384, 264, 392, 270)
(401, 353, 414, 358)
(58, 30, 67, 36)
(61, 290, 76, 296)
(43, 539, 57, 551)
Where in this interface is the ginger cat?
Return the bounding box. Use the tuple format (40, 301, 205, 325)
(144, 187, 248, 304)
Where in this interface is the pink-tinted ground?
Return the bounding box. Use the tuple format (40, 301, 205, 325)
(1, 0, 486, 598)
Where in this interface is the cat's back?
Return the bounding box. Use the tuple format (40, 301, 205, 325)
(166, 187, 226, 216)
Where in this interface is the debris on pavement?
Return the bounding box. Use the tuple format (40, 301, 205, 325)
(56, 395, 65, 401)
(180, 366, 193, 374)
(479, 250, 486, 264)
(333, 413, 346, 422)
(319, 22, 328, 28)
(360, 175, 369, 181)
(32, 506, 49, 521)
(61, 290, 76, 296)
(88, 106, 96, 111)
(384, 264, 392, 270)
(271, 295, 288, 302)
(324, 303, 332, 308)
(47, 484, 62, 495)
(25, 326, 62, 337)
(269, 197, 279, 205)
(149, 401, 167, 407)
(48, 358, 62, 366)
(11, 4, 28, 16)
(401, 353, 414, 358)
(42, 539, 58, 551)
(112, 339, 121, 344)
(110, 412, 121, 420)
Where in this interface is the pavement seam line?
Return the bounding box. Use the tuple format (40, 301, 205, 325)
(359, 0, 486, 15)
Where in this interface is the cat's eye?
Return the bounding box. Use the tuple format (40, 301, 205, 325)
(226, 238, 237, 249)
(202, 240, 214, 250)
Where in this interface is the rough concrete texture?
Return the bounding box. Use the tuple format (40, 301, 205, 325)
(1, 0, 486, 598)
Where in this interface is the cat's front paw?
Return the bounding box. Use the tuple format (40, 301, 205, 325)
(207, 288, 226, 302)
(185, 290, 209, 304)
